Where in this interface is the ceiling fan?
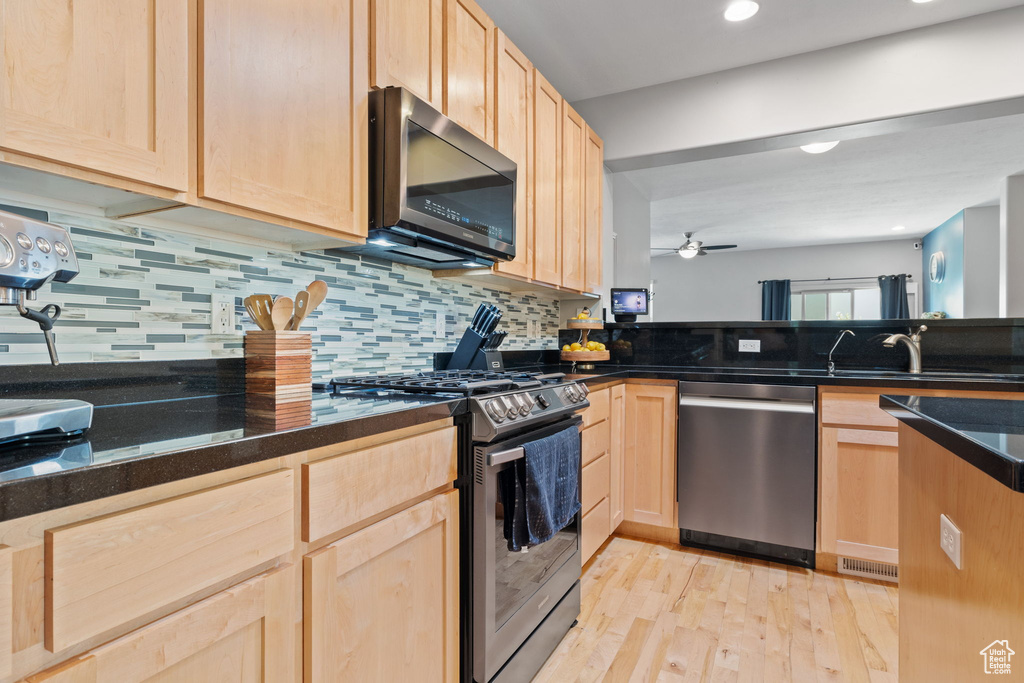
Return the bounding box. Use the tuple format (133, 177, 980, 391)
(651, 232, 738, 259)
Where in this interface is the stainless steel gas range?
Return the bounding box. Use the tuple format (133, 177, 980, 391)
(327, 369, 590, 682)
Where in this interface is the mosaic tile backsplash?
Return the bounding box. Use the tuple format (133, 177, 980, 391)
(0, 210, 561, 380)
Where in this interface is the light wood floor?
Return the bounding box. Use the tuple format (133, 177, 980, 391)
(534, 536, 899, 683)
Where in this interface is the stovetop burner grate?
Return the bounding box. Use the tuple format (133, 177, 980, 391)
(328, 370, 566, 396)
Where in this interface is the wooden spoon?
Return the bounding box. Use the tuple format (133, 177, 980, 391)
(271, 296, 293, 331)
(305, 280, 328, 316)
(246, 294, 274, 330)
(289, 290, 311, 330)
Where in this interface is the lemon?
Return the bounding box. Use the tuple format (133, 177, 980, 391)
(570, 342, 582, 351)
(562, 344, 571, 352)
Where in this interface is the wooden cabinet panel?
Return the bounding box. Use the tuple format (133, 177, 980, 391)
(581, 387, 610, 428)
(581, 419, 610, 467)
(582, 452, 610, 515)
(0, 545, 10, 678)
(624, 384, 678, 528)
(560, 102, 585, 291)
(201, 0, 367, 236)
(820, 392, 898, 429)
(444, 0, 493, 142)
(532, 71, 561, 286)
(302, 424, 456, 543)
(28, 564, 296, 683)
(44, 470, 294, 653)
(583, 126, 604, 294)
(370, 0, 443, 107)
(493, 32, 533, 280)
(303, 491, 459, 683)
(610, 384, 626, 532)
(581, 498, 610, 565)
(0, 0, 188, 190)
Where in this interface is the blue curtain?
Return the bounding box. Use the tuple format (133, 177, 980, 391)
(878, 275, 910, 319)
(761, 280, 791, 321)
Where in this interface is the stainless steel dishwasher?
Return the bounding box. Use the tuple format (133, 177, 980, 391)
(677, 381, 817, 567)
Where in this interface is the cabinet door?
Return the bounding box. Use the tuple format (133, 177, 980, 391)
(370, 0, 443, 108)
(821, 427, 900, 564)
(0, 0, 188, 191)
(560, 102, 585, 292)
(624, 384, 677, 528)
(304, 491, 459, 683)
(201, 0, 367, 237)
(493, 32, 533, 279)
(583, 126, 604, 293)
(610, 383, 626, 532)
(532, 72, 561, 287)
(28, 564, 297, 682)
(444, 0, 493, 142)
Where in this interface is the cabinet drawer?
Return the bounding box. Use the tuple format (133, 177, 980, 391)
(581, 419, 610, 467)
(582, 387, 610, 428)
(30, 564, 295, 682)
(581, 497, 610, 564)
(582, 452, 610, 515)
(302, 425, 457, 542)
(45, 470, 294, 653)
(821, 392, 897, 429)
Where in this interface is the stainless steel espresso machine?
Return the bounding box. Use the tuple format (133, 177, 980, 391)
(0, 208, 93, 450)
(0, 208, 80, 365)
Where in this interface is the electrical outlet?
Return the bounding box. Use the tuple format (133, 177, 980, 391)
(940, 513, 962, 569)
(738, 339, 761, 353)
(211, 295, 235, 335)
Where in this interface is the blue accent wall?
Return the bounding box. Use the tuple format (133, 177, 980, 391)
(922, 211, 965, 318)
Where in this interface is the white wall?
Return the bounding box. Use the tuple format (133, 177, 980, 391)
(651, 240, 923, 322)
(963, 206, 1001, 318)
(999, 175, 1024, 317)
(611, 173, 652, 320)
(574, 7, 1024, 164)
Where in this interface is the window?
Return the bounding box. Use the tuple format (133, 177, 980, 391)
(791, 288, 878, 321)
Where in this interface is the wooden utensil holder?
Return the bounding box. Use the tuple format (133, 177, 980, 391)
(245, 331, 312, 429)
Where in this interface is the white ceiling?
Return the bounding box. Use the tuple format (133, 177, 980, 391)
(627, 113, 1024, 252)
(476, 0, 1024, 102)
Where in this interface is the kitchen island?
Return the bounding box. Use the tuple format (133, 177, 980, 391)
(882, 395, 1024, 681)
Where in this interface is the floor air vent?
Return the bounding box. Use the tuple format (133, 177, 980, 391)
(838, 556, 898, 582)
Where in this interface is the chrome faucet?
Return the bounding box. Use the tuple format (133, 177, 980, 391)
(827, 329, 856, 375)
(882, 325, 928, 374)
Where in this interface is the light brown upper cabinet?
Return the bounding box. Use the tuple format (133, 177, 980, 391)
(624, 383, 678, 528)
(0, 0, 188, 192)
(532, 72, 562, 287)
(370, 0, 444, 108)
(584, 127, 604, 293)
(200, 0, 367, 240)
(560, 102, 585, 292)
(444, 0, 494, 142)
(493, 32, 533, 280)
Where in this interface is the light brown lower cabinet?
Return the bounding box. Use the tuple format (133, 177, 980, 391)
(303, 490, 460, 683)
(28, 564, 297, 682)
(623, 383, 678, 529)
(609, 384, 625, 531)
(579, 386, 613, 563)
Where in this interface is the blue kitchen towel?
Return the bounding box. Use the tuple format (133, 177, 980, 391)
(520, 424, 582, 549)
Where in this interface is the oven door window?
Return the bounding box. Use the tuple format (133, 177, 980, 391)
(494, 468, 578, 630)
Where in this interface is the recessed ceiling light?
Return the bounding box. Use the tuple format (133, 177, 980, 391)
(800, 141, 840, 154)
(724, 1, 759, 22)
(892, 225, 907, 231)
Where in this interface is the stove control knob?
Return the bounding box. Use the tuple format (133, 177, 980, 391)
(512, 394, 531, 416)
(520, 393, 536, 414)
(564, 385, 580, 403)
(502, 396, 518, 420)
(577, 382, 590, 397)
(536, 394, 550, 409)
(485, 399, 506, 423)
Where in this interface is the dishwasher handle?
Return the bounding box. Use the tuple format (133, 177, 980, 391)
(678, 395, 815, 414)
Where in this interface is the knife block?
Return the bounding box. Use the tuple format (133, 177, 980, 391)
(245, 331, 312, 429)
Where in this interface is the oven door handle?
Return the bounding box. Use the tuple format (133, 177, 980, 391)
(487, 446, 525, 466)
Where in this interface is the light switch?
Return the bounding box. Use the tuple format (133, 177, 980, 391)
(940, 513, 962, 569)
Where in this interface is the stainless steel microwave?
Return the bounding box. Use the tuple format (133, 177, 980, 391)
(363, 87, 517, 269)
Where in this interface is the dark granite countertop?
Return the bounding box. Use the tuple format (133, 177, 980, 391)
(0, 389, 465, 522)
(880, 395, 1024, 492)
(529, 364, 1024, 392)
